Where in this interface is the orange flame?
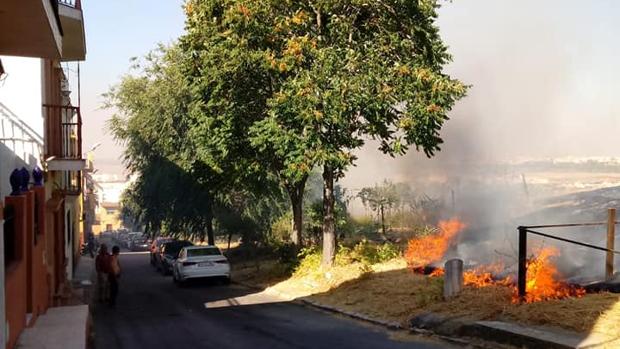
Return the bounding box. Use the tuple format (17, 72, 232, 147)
(405, 218, 466, 268)
(406, 219, 585, 303)
(514, 247, 586, 303)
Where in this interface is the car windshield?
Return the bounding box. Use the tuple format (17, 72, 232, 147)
(165, 241, 193, 256)
(157, 239, 174, 246)
(187, 248, 221, 257)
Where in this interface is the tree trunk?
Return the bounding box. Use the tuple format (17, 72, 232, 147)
(322, 164, 336, 267)
(380, 204, 386, 238)
(206, 217, 215, 245)
(205, 196, 215, 245)
(291, 196, 303, 245)
(287, 178, 307, 246)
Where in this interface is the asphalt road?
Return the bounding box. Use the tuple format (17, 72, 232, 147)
(92, 251, 460, 349)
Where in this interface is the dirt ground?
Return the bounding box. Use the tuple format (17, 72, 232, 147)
(233, 258, 620, 338)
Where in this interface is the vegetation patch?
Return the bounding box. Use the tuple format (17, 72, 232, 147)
(233, 245, 620, 339)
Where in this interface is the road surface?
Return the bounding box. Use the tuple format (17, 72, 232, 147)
(92, 251, 460, 349)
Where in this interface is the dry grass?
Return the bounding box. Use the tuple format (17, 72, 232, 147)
(237, 256, 620, 338)
(232, 259, 292, 288)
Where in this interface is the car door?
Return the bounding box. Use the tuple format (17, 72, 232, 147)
(174, 248, 186, 274)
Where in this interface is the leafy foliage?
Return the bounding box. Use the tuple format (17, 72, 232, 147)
(181, 0, 467, 265)
(107, 45, 281, 242)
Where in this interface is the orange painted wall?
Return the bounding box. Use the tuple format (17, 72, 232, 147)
(31, 187, 49, 319)
(4, 195, 27, 349)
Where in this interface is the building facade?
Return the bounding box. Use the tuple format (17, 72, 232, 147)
(0, 1, 86, 348)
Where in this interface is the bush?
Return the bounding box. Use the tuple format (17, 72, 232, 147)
(273, 241, 298, 264)
(294, 247, 322, 277)
(271, 212, 293, 243)
(292, 240, 401, 277)
(350, 240, 401, 265)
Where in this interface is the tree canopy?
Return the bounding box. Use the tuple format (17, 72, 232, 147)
(181, 0, 467, 264)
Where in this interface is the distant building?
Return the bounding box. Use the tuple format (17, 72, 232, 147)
(88, 174, 131, 235)
(92, 202, 123, 234)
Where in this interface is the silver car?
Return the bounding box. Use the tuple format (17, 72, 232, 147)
(172, 246, 230, 285)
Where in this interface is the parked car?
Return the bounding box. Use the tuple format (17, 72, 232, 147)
(117, 232, 130, 248)
(129, 237, 150, 252)
(172, 246, 230, 285)
(158, 240, 194, 275)
(150, 237, 174, 266)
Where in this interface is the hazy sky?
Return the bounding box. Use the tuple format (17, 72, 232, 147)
(79, 0, 185, 174)
(79, 0, 620, 178)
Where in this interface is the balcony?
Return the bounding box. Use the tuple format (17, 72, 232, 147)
(44, 104, 85, 172)
(58, 0, 86, 61)
(58, 169, 82, 195)
(0, 0, 63, 58)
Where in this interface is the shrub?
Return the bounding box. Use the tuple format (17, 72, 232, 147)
(294, 247, 322, 277)
(271, 212, 293, 243)
(350, 240, 401, 265)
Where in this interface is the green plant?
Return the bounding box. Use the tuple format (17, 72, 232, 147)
(375, 243, 401, 262)
(349, 240, 401, 265)
(271, 212, 293, 243)
(294, 247, 322, 277)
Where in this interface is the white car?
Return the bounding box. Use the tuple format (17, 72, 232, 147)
(172, 246, 231, 285)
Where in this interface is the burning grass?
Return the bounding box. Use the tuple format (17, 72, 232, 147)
(405, 218, 586, 303)
(233, 217, 617, 338)
(305, 262, 620, 338)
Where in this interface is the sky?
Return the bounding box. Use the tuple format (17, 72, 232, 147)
(77, 0, 620, 179)
(78, 0, 186, 175)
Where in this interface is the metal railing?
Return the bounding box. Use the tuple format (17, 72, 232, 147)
(58, 0, 81, 9)
(517, 208, 620, 301)
(43, 104, 82, 160)
(0, 103, 44, 164)
(61, 170, 82, 196)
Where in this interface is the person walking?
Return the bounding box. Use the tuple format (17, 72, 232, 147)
(86, 234, 96, 258)
(95, 244, 110, 303)
(109, 245, 122, 307)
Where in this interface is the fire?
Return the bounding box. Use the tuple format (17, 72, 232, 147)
(405, 218, 466, 268)
(516, 247, 586, 303)
(406, 219, 586, 303)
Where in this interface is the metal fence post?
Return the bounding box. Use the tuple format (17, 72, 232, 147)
(518, 226, 527, 301)
(606, 208, 616, 280)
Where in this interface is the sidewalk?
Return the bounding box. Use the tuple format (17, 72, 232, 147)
(17, 255, 95, 349)
(17, 305, 89, 349)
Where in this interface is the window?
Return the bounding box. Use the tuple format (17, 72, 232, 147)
(106, 224, 113, 231)
(187, 248, 221, 257)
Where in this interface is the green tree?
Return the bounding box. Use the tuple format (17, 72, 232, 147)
(358, 180, 401, 237)
(182, 0, 467, 265)
(107, 45, 277, 244)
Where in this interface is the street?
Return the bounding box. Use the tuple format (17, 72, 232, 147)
(92, 252, 459, 349)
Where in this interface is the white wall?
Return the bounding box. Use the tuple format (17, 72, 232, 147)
(0, 57, 44, 199)
(0, 57, 44, 136)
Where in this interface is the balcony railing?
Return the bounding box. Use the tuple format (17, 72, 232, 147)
(60, 170, 82, 196)
(44, 104, 82, 160)
(58, 0, 81, 9)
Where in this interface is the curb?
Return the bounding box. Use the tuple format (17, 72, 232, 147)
(231, 280, 477, 347)
(299, 298, 403, 330)
(409, 312, 619, 349)
(232, 280, 402, 329)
